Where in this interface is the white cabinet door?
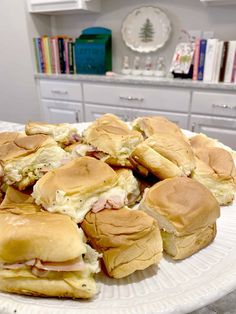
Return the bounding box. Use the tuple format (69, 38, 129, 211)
(42, 100, 83, 123)
(28, 0, 101, 13)
(85, 104, 189, 128)
(190, 114, 236, 149)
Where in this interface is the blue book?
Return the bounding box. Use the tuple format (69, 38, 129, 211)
(197, 39, 207, 81)
(37, 38, 45, 73)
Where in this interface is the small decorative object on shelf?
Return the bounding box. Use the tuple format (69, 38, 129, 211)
(132, 56, 142, 75)
(143, 56, 154, 76)
(154, 56, 166, 77)
(121, 56, 131, 75)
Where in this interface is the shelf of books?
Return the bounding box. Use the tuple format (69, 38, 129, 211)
(33, 35, 75, 74)
(170, 38, 236, 83)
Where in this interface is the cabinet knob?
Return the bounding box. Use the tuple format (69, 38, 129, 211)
(119, 96, 144, 102)
(191, 123, 196, 132)
(212, 104, 236, 110)
(75, 112, 79, 123)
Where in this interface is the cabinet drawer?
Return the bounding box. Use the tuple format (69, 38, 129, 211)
(83, 83, 190, 112)
(191, 91, 236, 117)
(39, 80, 82, 102)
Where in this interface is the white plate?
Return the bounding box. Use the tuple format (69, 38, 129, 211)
(1, 123, 236, 314)
(121, 6, 171, 53)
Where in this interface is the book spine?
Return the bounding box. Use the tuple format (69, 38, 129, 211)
(68, 42, 75, 74)
(33, 38, 40, 73)
(58, 38, 66, 74)
(231, 51, 236, 82)
(203, 39, 218, 82)
(45, 37, 52, 74)
(224, 41, 236, 83)
(50, 37, 56, 74)
(197, 39, 207, 81)
(212, 41, 224, 83)
(41, 37, 48, 73)
(219, 41, 229, 82)
(64, 39, 70, 74)
(192, 38, 200, 81)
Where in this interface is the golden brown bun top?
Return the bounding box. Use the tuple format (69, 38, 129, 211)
(0, 211, 86, 264)
(0, 132, 23, 145)
(145, 133, 195, 171)
(81, 207, 159, 249)
(83, 114, 143, 156)
(133, 116, 187, 140)
(142, 177, 220, 235)
(34, 156, 118, 204)
(0, 134, 53, 162)
(190, 134, 214, 151)
(0, 186, 40, 214)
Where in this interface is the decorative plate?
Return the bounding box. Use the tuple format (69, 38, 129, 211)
(1, 123, 236, 314)
(121, 6, 171, 53)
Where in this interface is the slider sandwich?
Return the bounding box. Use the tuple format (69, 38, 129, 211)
(32, 156, 131, 223)
(0, 211, 100, 298)
(191, 149, 236, 205)
(25, 121, 81, 147)
(0, 133, 71, 190)
(139, 177, 220, 260)
(132, 116, 188, 141)
(130, 132, 195, 179)
(71, 114, 143, 167)
(81, 207, 163, 278)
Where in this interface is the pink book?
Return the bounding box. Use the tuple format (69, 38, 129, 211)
(51, 37, 60, 74)
(231, 51, 236, 82)
(192, 38, 200, 81)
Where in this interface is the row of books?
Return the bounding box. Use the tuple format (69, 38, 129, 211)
(33, 36, 75, 74)
(192, 38, 236, 83)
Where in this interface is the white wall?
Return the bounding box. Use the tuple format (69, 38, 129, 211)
(54, 0, 236, 72)
(0, 0, 50, 123)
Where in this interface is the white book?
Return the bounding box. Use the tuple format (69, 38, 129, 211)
(224, 40, 236, 83)
(203, 38, 219, 82)
(203, 39, 218, 82)
(212, 41, 224, 83)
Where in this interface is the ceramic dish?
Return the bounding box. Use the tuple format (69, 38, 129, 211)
(0, 123, 236, 314)
(121, 6, 171, 53)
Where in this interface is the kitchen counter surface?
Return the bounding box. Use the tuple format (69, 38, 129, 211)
(35, 73, 236, 91)
(0, 120, 236, 314)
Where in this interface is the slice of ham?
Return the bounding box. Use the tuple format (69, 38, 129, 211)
(2, 257, 85, 272)
(92, 194, 126, 213)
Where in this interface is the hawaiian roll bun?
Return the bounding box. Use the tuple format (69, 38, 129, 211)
(32, 157, 130, 223)
(0, 210, 100, 298)
(81, 207, 163, 278)
(82, 114, 143, 167)
(131, 133, 195, 179)
(139, 177, 220, 260)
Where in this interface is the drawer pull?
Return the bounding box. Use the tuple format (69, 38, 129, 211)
(75, 112, 79, 123)
(119, 96, 144, 102)
(212, 104, 236, 110)
(51, 90, 68, 95)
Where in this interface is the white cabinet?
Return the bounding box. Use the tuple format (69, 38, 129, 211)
(85, 104, 189, 128)
(28, 0, 101, 14)
(200, 0, 236, 6)
(42, 99, 83, 123)
(190, 91, 236, 148)
(38, 79, 84, 123)
(83, 82, 191, 128)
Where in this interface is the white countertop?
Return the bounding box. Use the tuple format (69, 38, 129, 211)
(0, 120, 236, 314)
(35, 73, 236, 91)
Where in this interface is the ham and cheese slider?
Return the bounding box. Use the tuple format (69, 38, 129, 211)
(0, 133, 70, 190)
(25, 121, 81, 147)
(32, 156, 131, 223)
(0, 210, 100, 298)
(69, 114, 143, 167)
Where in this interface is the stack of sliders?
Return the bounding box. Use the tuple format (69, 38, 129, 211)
(0, 132, 70, 190)
(190, 134, 236, 205)
(0, 113, 234, 301)
(65, 114, 143, 167)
